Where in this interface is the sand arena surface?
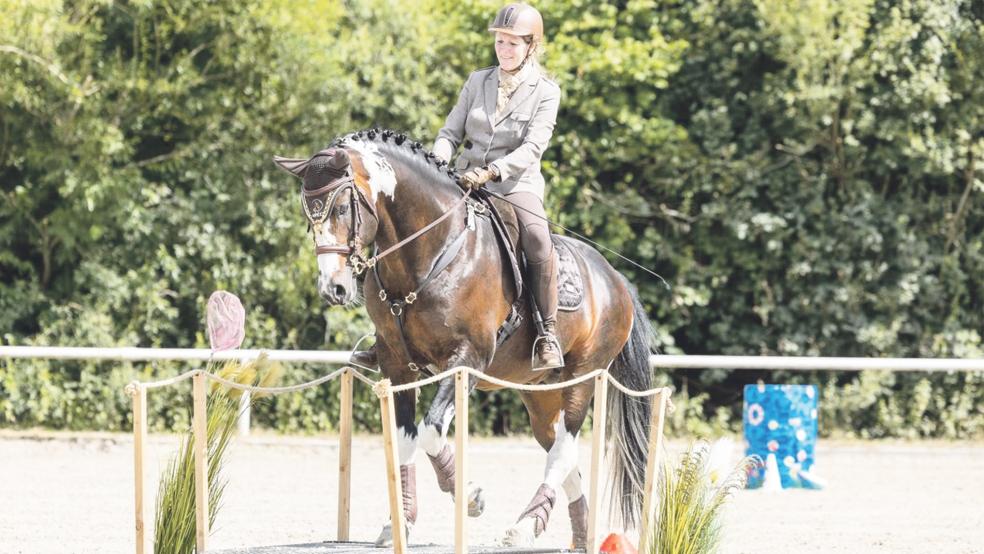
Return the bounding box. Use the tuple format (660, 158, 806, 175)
(0, 432, 982, 553)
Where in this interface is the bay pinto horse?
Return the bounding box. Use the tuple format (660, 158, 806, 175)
(274, 129, 655, 548)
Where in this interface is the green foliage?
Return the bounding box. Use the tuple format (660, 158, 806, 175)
(1, 0, 981, 438)
(650, 442, 756, 554)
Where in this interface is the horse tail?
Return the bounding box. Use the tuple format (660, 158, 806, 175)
(606, 275, 655, 529)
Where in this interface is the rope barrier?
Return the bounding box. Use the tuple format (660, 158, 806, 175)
(464, 367, 606, 392)
(125, 369, 200, 394)
(350, 367, 380, 387)
(388, 366, 457, 393)
(123, 360, 676, 407)
(206, 366, 349, 394)
(122, 357, 675, 554)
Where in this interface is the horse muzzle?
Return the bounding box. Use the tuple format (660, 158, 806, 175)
(318, 276, 356, 305)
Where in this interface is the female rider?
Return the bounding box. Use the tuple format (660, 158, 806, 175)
(351, 3, 563, 371)
(433, 2, 563, 370)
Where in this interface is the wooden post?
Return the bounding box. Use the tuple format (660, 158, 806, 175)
(376, 380, 407, 554)
(586, 372, 609, 554)
(337, 367, 353, 541)
(193, 371, 209, 553)
(454, 368, 469, 554)
(638, 389, 669, 554)
(128, 384, 148, 554)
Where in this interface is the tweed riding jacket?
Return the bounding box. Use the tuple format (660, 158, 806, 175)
(433, 65, 560, 199)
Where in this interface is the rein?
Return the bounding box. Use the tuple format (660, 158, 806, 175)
(367, 190, 482, 372)
(357, 191, 472, 273)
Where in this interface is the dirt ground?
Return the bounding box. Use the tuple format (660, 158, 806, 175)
(1, 431, 982, 554)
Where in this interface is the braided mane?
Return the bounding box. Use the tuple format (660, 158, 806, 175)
(330, 128, 463, 193)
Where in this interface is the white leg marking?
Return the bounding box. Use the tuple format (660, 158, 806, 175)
(418, 405, 454, 456)
(418, 423, 443, 457)
(397, 427, 417, 465)
(503, 411, 581, 545)
(562, 468, 585, 502)
(543, 410, 579, 491)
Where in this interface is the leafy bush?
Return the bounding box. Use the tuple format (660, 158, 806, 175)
(1, 0, 981, 438)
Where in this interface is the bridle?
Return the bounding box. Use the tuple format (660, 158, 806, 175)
(298, 144, 481, 372)
(301, 151, 473, 279)
(300, 163, 377, 274)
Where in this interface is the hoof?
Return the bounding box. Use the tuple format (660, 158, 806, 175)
(374, 522, 393, 548)
(500, 522, 535, 548)
(467, 482, 485, 517)
(374, 521, 411, 548)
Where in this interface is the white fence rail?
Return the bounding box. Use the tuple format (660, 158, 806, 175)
(2, 346, 983, 372)
(649, 354, 984, 372)
(0, 346, 351, 364)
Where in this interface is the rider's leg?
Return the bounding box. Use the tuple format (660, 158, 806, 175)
(349, 343, 378, 368)
(507, 192, 563, 370)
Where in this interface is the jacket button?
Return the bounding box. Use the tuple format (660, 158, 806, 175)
(464, 140, 473, 149)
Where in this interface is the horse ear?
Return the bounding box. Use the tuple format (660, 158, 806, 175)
(327, 149, 350, 170)
(272, 156, 310, 178)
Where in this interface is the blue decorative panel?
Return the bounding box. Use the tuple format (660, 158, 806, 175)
(743, 384, 820, 489)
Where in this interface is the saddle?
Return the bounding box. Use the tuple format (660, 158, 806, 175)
(474, 190, 585, 348)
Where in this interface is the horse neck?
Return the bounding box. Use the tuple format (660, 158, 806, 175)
(373, 157, 464, 283)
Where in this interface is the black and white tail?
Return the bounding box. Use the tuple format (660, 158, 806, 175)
(606, 276, 656, 529)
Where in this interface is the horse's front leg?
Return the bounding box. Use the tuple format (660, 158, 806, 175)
(375, 382, 420, 547)
(418, 373, 486, 517)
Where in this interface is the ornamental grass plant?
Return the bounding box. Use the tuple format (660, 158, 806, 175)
(649, 441, 759, 554)
(153, 291, 283, 553)
(153, 355, 283, 554)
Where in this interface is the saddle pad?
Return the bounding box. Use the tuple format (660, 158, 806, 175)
(554, 237, 584, 312)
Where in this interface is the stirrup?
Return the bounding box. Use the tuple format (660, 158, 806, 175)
(348, 333, 379, 373)
(531, 334, 564, 371)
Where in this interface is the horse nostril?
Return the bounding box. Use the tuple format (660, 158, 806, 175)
(333, 284, 346, 299)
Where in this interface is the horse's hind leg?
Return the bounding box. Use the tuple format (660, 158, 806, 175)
(503, 385, 591, 547)
(563, 469, 589, 549)
(418, 374, 486, 517)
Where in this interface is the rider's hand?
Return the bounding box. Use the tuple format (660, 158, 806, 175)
(460, 166, 496, 190)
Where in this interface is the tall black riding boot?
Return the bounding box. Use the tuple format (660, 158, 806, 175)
(529, 256, 564, 371)
(350, 342, 378, 369)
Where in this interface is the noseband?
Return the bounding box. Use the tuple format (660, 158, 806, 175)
(300, 166, 376, 273)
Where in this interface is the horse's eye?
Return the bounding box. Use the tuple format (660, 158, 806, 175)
(337, 204, 349, 215)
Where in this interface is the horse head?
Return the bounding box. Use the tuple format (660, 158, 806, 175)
(274, 147, 378, 305)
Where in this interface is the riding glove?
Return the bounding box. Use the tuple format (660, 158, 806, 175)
(460, 166, 497, 190)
